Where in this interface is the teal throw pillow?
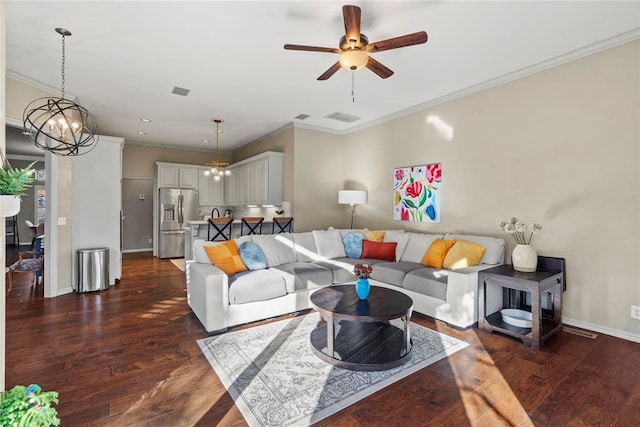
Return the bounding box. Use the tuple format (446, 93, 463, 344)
(343, 232, 365, 259)
(238, 242, 267, 270)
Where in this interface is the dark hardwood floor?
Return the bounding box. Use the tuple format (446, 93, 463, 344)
(5, 249, 640, 426)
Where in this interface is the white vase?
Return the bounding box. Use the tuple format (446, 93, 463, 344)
(512, 244, 537, 272)
(0, 195, 21, 217)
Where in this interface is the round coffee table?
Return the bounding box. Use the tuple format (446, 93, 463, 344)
(309, 284, 414, 371)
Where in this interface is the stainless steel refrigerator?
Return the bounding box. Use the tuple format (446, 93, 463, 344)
(158, 188, 199, 258)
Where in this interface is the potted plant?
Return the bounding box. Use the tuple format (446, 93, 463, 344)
(0, 149, 36, 217)
(0, 384, 60, 426)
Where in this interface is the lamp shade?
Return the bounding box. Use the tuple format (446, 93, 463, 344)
(338, 190, 367, 205)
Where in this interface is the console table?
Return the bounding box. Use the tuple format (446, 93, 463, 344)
(478, 257, 565, 349)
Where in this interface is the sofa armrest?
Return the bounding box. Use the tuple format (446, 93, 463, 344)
(443, 264, 500, 328)
(186, 260, 230, 333)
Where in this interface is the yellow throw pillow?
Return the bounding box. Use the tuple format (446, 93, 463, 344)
(203, 241, 247, 276)
(363, 230, 386, 242)
(442, 239, 486, 270)
(421, 238, 456, 269)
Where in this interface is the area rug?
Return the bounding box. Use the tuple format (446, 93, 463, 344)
(170, 258, 185, 271)
(198, 314, 468, 426)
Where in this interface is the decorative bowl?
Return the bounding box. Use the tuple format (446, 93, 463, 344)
(500, 309, 533, 328)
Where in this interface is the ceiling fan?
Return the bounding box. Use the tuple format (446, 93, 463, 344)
(284, 4, 428, 80)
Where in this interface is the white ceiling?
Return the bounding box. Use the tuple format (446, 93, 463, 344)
(5, 1, 639, 153)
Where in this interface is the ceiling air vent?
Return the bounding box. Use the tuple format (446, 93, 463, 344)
(324, 112, 361, 123)
(171, 86, 190, 96)
(295, 114, 310, 120)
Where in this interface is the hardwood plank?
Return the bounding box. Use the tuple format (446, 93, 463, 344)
(5, 250, 640, 426)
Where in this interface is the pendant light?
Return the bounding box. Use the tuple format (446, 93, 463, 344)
(23, 28, 98, 156)
(203, 119, 231, 182)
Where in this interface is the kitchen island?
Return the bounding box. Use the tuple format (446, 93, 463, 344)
(184, 219, 275, 260)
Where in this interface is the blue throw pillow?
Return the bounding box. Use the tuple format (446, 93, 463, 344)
(238, 242, 267, 270)
(343, 232, 365, 259)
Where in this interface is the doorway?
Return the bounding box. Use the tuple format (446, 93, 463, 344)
(122, 178, 154, 252)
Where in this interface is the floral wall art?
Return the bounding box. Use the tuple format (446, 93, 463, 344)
(393, 163, 442, 222)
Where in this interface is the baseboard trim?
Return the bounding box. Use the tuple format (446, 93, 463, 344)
(563, 317, 640, 344)
(56, 287, 74, 296)
(122, 248, 153, 253)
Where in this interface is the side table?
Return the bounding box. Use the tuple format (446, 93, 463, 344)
(478, 259, 564, 349)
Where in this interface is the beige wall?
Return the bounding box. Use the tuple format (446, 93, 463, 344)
(340, 41, 639, 336)
(122, 143, 230, 178)
(292, 128, 344, 231)
(56, 156, 73, 291)
(5, 76, 57, 120)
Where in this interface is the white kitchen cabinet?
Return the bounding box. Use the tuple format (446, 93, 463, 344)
(157, 163, 198, 189)
(199, 167, 224, 206)
(223, 152, 283, 206)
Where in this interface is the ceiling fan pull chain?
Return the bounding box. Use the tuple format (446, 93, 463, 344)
(351, 72, 355, 103)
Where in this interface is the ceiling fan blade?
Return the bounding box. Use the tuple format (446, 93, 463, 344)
(317, 62, 342, 81)
(366, 31, 428, 53)
(284, 44, 340, 53)
(366, 57, 394, 79)
(343, 5, 362, 46)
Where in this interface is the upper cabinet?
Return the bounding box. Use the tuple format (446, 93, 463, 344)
(198, 167, 224, 206)
(157, 163, 198, 189)
(224, 152, 283, 206)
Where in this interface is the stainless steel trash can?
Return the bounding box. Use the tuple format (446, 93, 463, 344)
(76, 248, 110, 292)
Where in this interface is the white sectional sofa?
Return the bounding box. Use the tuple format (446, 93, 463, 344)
(186, 229, 505, 333)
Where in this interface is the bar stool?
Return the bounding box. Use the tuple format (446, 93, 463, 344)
(272, 217, 293, 233)
(208, 217, 233, 241)
(241, 217, 264, 235)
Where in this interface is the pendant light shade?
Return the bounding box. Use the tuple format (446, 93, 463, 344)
(203, 119, 231, 181)
(22, 28, 98, 156)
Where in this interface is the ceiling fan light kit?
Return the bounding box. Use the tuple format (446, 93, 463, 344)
(23, 27, 98, 156)
(284, 5, 427, 81)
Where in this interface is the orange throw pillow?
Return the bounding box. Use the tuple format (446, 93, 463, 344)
(203, 241, 247, 276)
(442, 239, 486, 270)
(421, 238, 456, 268)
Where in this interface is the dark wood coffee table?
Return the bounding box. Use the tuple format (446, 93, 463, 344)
(309, 284, 414, 371)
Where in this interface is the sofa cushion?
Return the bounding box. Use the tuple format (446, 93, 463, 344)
(250, 234, 296, 267)
(271, 263, 333, 293)
(403, 268, 449, 300)
(384, 231, 410, 262)
(313, 229, 347, 259)
(204, 241, 247, 276)
(400, 233, 444, 263)
(238, 242, 268, 271)
(311, 258, 359, 283)
(284, 232, 317, 262)
(361, 240, 397, 261)
(445, 234, 505, 265)
(442, 239, 486, 270)
(343, 232, 365, 259)
(228, 269, 287, 304)
(421, 238, 456, 269)
(370, 261, 423, 287)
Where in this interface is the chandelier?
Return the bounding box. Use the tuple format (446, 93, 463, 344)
(23, 28, 98, 156)
(203, 119, 231, 182)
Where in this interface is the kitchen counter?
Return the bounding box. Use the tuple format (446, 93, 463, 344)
(184, 219, 275, 260)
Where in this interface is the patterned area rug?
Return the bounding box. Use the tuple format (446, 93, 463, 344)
(198, 314, 468, 426)
(169, 258, 185, 271)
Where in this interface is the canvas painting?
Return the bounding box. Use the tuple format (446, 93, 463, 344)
(394, 163, 441, 222)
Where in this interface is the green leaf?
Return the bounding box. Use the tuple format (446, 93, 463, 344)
(403, 199, 417, 209)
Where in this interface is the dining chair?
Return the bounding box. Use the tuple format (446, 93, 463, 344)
(6, 236, 44, 292)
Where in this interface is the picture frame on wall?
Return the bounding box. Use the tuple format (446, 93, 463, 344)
(393, 163, 441, 223)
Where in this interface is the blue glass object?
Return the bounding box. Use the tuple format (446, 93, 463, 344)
(355, 277, 370, 299)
